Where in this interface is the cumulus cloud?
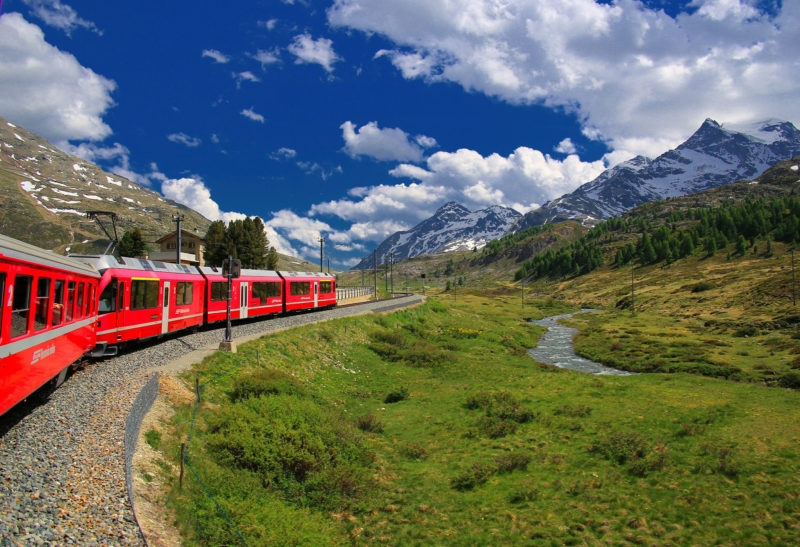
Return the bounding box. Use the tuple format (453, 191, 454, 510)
(167, 132, 202, 147)
(340, 121, 436, 162)
(0, 13, 116, 144)
(202, 49, 230, 64)
(271, 147, 297, 160)
(288, 33, 340, 72)
(555, 138, 576, 155)
(329, 0, 800, 162)
(22, 0, 101, 36)
(240, 107, 266, 123)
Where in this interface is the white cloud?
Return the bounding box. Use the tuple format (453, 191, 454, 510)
(252, 49, 280, 68)
(259, 19, 279, 31)
(267, 209, 334, 248)
(271, 147, 297, 160)
(167, 132, 202, 147)
(0, 13, 116, 143)
(329, 0, 800, 162)
(341, 121, 435, 162)
(22, 0, 101, 36)
(240, 108, 266, 123)
(202, 49, 230, 64)
(233, 71, 260, 86)
(161, 177, 223, 220)
(288, 33, 340, 72)
(554, 138, 576, 155)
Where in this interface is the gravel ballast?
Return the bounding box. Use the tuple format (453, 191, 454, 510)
(0, 295, 423, 546)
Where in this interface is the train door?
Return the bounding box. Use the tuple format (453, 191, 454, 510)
(313, 281, 318, 307)
(240, 281, 249, 319)
(161, 280, 170, 334)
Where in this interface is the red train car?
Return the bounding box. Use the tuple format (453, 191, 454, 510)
(76, 255, 206, 351)
(280, 271, 337, 312)
(198, 267, 285, 323)
(0, 235, 99, 416)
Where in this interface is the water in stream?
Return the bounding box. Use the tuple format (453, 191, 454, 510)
(527, 310, 636, 376)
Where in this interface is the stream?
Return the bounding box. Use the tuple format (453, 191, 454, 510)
(527, 309, 636, 376)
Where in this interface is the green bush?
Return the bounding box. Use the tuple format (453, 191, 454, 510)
(450, 463, 493, 491)
(206, 394, 374, 511)
(495, 451, 532, 474)
(778, 370, 800, 389)
(594, 431, 649, 464)
(356, 413, 384, 433)
(691, 281, 714, 293)
(229, 367, 304, 402)
(384, 386, 409, 403)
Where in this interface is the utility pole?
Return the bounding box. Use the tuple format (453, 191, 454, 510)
(373, 250, 378, 300)
(173, 213, 185, 264)
(319, 235, 325, 273)
(390, 252, 394, 295)
(792, 248, 797, 307)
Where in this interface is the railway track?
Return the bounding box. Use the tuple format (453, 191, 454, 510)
(0, 294, 423, 545)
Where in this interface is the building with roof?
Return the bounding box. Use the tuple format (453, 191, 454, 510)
(150, 229, 205, 266)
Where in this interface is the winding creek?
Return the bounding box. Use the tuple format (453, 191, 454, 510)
(527, 309, 637, 376)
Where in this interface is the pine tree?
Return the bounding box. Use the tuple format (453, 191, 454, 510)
(118, 228, 146, 257)
(266, 246, 279, 270)
(203, 220, 228, 267)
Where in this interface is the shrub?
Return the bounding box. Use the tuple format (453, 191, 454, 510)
(554, 404, 593, 418)
(495, 451, 532, 474)
(384, 386, 409, 403)
(691, 281, 714, 293)
(206, 394, 374, 511)
(629, 444, 669, 477)
(229, 367, 304, 402)
(356, 413, 384, 434)
(477, 416, 518, 439)
(594, 431, 648, 464)
(778, 370, 800, 389)
(450, 463, 493, 491)
(508, 481, 538, 503)
(144, 428, 161, 450)
(400, 442, 428, 460)
(697, 440, 741, 477)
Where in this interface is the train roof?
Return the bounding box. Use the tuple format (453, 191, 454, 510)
(198, 266, 280, 278)
(69, 254, 201, 276)
(0, 234, 100, 278)
(279, 271, 336, 279)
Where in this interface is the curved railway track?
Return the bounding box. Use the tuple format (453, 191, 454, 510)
(0, 294, 423, 545)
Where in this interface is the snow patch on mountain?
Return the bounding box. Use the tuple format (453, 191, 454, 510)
(353, 202, 521, 269)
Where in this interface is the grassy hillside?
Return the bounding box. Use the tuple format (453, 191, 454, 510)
(147, 294, 799, 545)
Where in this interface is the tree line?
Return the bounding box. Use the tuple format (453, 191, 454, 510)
(515, 196, 800, 281)
(204, 217, 279, 269)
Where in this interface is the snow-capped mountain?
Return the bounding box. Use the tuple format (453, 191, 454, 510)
(512, 119, 800, 231)
(353, 202, 521, 269)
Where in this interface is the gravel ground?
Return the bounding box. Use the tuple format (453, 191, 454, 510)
(0, 295, 423, 546)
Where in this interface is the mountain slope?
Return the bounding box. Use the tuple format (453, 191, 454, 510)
(0, 116, 211, 252)
(353, 202, 521, 269)
(513, 119, 800, 230)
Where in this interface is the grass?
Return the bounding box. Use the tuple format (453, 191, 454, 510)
(148, 292, 800, 545)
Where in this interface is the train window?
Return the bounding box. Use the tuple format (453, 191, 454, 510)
(10, 275, 33, 338)
(89, 286, 95, 315)
(211, 281, 227, 302)
(53, 279, 64, 326)
(118, 281, 125, 311)
(290, 281, 310, 296)
(98, 282, 116, 314)
(320, 281, 332, 293)
(77, 282, 85, 318)
(176, 282, 193, 306)
(66, 281, 76, 322)
(0, 273, 5, 339)
(131, 279, 159, 310)
(251, 282, 281, 303)
(34, 277, 51, 331)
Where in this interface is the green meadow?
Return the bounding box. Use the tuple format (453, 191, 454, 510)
(149, 293, 800, 545)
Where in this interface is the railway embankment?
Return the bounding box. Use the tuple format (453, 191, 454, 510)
(0, 294, 423, 546)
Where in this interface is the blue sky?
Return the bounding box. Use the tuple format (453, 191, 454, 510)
(0, 0, 797, 267)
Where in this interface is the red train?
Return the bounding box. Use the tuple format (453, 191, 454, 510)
(0, 234, 337, 416)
